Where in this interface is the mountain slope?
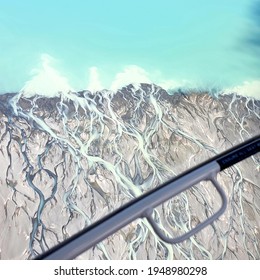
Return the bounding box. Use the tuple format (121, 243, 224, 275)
(0, 84, 259, 259)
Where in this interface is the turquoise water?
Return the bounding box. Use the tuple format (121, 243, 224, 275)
(0, 0, 259, 94)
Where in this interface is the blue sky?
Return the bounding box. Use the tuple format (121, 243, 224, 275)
(0, 0, 259, 95)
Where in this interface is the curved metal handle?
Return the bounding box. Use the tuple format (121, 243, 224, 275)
(144, 175, 227, 244)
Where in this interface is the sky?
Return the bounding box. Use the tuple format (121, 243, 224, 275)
(0, 0, 260, 97)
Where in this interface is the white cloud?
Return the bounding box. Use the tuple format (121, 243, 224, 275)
(87, 67, 103, 92)
(224, 80, 260, 99)
(110, 65, 151, 91)
(20, 53, 73, 97)
(19, 57, 260, 100)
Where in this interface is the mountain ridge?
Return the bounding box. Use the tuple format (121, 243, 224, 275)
(0, 82, 259, 260)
